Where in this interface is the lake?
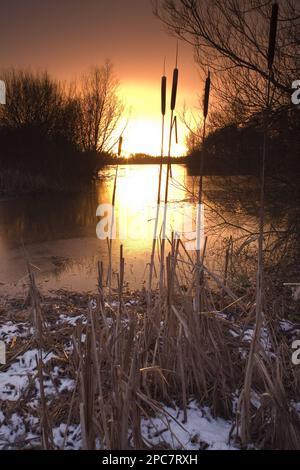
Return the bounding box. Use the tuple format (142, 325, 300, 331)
(0, 164, 268, 296)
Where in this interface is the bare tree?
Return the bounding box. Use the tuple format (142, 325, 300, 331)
(79, 61, 124, 153)
(0, 68, 80, 142)
(2, 70, 58, 129)
(154, 0, 300, 116)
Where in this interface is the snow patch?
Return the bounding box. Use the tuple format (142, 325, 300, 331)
(0, 349, 54, 401)
(140, 400, 237, 450)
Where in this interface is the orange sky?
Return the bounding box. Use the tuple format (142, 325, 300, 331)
(0, 0, 202, 155)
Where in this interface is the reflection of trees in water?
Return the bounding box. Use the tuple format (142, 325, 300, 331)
(202, 175, 300, 276)
(49, 254, 101, 280)
(0, 185, 100, 245)
(175, 172, 300, 321)
(173, 170, 299, 293)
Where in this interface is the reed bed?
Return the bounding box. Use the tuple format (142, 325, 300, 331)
(0, 169, 50, 194)
(239, 2, 280, 444)
(0, 238, 299, 450)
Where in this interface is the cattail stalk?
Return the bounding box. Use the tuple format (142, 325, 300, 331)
(195, 71, 210, 312)
(107, 136, 123, 294)
(160, 46, 179, 292)
(240, 2, 279, 445)
(148, 61, 167, 294)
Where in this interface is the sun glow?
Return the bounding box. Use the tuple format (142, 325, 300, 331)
(114, 83, 188, 158)
(119, 117, 187, 157)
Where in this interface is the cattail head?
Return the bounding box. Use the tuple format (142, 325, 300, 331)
(118, 136, 123, 156)
(203, 71, 211, 119)
(171, 68, 178, 111)
(161, 75, 167, 116)
(267, 3, 279, 70)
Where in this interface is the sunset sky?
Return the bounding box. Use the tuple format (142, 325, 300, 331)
(0, 0, 202, 156)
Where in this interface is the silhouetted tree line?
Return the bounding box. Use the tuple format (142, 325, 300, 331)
(188, 105, 300, 175)
(0, 63, 123, 192)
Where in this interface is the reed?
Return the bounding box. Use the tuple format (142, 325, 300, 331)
(239, 2, 279, 445)
(107, 135, 123, 294)
(36, 351, 54, 450)
(195, 71, 211, 313)
(27, 265, 54, 449)
(160, 45, 179, 293)
(3, 233, 299, 450)
(27, 263, 45, 348)
(148, 60, 167, 295)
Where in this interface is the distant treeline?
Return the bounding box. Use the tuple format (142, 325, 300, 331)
(0, 64, 123, 193)
(103, 153, 188, 165)
(188, 106, 300, 176)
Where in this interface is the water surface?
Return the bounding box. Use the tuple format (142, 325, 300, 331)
(0, 164, 260, 295)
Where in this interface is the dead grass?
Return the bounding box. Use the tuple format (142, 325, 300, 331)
(0, 240, 299, 450)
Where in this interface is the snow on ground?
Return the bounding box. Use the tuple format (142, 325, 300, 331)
(0, 321, 32, 342)
(0, 413, 81, 450)
(140, 400, 237, 450)
(0, 301, 243, 450)
(0, 412, 28, 447)
(0, 310, 238, 450)
(52, 423, 82, 450)
(57, 314, 86, 326)
(279, 320, 295, 332)
(291, 401, 300, 418)
(0, 344, 77, 449)
(0, 349, 55, 401)
(242, 326, 272, 351)
(0, 347, 237, 450)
